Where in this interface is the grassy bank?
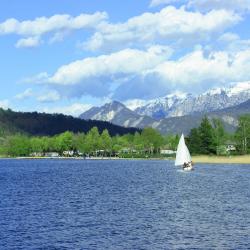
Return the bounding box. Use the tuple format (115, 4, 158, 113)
(192, 155, 250, 164)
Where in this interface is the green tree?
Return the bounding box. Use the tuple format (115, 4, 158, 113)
(55, 131, 74, 154)
(84, 127, 100, 155)
(164, 134, 180, 151)
(141, 128, 164, 154)
(212, 118, 226, 146)
(100, 129, 112, 156)
(199, 116, 216, 154)
(5, 134, 30, 156)
(73, 133, 86, 153)
(30, 137, 43, 153)
(188, 128, 202, 154)
(133, 132, 144, 153)
(235, 114, 250, 154)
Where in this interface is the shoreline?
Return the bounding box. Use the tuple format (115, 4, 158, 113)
(0, 155, 250, 164)
(192, 155, 250, 164)
(0, 156, 166, 161)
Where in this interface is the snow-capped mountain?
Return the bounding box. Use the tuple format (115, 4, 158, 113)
(134, 92, 190, 119)
(79, 82, 250, 134)
(135, 82, 250, 118)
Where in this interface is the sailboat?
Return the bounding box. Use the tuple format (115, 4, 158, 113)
(175, 134, 193, 171)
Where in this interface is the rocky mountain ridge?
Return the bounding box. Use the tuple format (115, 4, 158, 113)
(79, 82, 250, 134)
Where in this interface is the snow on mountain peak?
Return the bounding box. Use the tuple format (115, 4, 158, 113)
(203, 87, 225, 96)
(124, 99, 147, 111)
(165, 91, 188, 100)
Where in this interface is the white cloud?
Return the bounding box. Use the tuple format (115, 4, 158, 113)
(152, 50, 231, 85)
(114, 48, 250, 100)
(0, 99, 10, 109)
(218, 32, 250, 52)
(150, 49, 250, 88)
(15, 37, 41, 48)
(15, 88, 33, 100)
(0, 12, 108, 46)
(37, 90, 60, 102)
(83, 6, 240, 52)
(0, 12, 107, 36)
(26, 45, 172, 99)
(188, 0, 250, 12)
(42, 103, 92, 117)
(27, 45, 250, 100)
(46, 45, 172, 85)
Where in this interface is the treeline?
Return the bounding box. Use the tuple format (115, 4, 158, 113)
(0, 114, 249, 157)
(0, 127, 171, 157)
(188, 115, 250, 155)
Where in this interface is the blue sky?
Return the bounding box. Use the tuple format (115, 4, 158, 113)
(1, 0, 250, 116)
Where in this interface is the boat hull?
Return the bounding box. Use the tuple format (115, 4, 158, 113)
(182, 162, 194, 171)
(183, 165, 193, 171)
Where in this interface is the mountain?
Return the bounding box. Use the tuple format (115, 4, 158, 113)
(135, 82, 250, 119)
(79, 99, 250, 134)
(80, 101, 155, 128)
(151, 99, 250, 134)
(0, 108, 140, 137)
(153, 99, 250, 134)
(134, 93, 189, 119)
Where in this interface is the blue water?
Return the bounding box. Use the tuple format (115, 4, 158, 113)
(0, 159, 249, 250)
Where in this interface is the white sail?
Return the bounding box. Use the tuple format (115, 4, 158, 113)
(175, 134, 192, 166)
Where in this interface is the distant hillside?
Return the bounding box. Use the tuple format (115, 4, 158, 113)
(0, 108, 140, 137)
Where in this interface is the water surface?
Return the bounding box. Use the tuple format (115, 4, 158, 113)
(0, 159, 249, 249)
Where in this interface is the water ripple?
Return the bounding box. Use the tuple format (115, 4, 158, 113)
(0, 159, 249, 249)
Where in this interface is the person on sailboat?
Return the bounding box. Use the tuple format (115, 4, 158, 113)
(183, 161, 193, 170)
(175, 134, 194, 171)
(183, 162, 190, 169)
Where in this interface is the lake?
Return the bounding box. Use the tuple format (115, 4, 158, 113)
(0, 159, 249, 249)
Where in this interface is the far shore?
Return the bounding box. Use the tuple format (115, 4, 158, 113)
(192, 155, 250, 164)
(0, 155, 250, 164)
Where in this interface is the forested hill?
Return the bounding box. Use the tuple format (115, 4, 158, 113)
(0, 108, 140, 137)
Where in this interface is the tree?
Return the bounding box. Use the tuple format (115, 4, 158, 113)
(100, 129, 112, 156)
(133, 132, 144, 152)
(164, 134, 180, 151)
(199, 116, 216, 154)
(55, 131, 74, 154)
(235, 114, 250, 154)
(188, 128, 202, 154)
(212, 118, 226, 146)
(141, 128, 164, 154)
(84, 127, 101, 155)
(30, 137, 43, 153)
(73, 133, 86, 153)
(5, 134, 30, 156)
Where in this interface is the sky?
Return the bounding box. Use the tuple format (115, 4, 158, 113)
(1, 0, 250, 116)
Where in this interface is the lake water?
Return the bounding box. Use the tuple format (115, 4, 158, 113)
(0, 159, 249, 250)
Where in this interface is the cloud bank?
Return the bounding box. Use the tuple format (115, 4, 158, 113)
(29, 45, 250, 101)
(0, 12, 108, 47)
(84, 6, 240, 51)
